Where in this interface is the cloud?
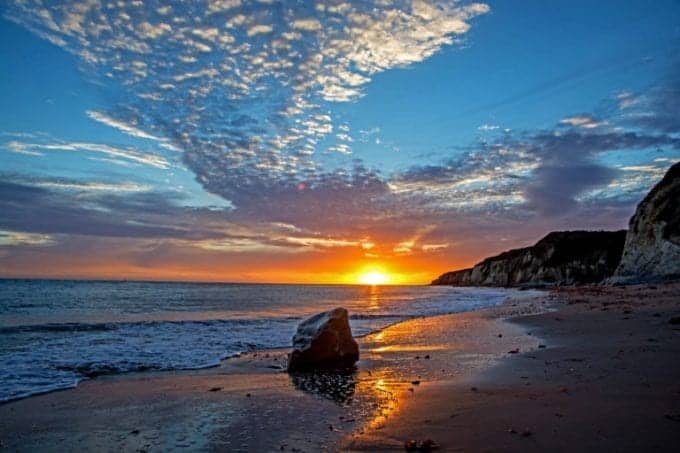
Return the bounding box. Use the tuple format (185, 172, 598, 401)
(291, 18, 321, 32)
(4, 1, 680, 276)
(524, 162, 617, 215)
(5, 0, 490, 229)
(3, 139, 170, 168)
(478, 124, 500, 131)
(86, 110, 159, 140)
(394, 111, 680, 219)
(0, 179, 211, 240)
(246, 24, 273, 36)
(31, 180, 151, 192)
(0, 230, 54, 247)
(559, 115, 607, 129)
(622, 61, 680, 134)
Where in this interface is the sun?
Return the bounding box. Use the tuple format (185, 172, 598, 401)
(358, 270, 390, 286)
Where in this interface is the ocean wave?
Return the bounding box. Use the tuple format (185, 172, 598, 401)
(0, 283, 528, 403)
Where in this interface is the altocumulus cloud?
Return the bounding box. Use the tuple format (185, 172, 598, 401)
(5, 0, 490, 227)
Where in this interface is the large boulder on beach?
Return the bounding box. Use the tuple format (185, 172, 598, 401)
(611, 161, 680, 283)
(287, 307, 359, 372)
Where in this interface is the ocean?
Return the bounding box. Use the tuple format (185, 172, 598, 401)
(0, 279, 521, 403)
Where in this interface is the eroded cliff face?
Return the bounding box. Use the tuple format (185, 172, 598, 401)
(432, 230, 626, 287)
(612, 162, 680, 283)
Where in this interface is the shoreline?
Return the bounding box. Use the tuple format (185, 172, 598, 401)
(0, 289, 551, 451)
(0, 286, 536, 405)
(344, 283, 680, 452)
(1, 284, 679, 451)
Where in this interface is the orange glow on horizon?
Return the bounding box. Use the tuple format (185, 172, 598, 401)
(1, 236, 481, 285)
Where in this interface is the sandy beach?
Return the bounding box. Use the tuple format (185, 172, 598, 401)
(1, 283, 679, 452)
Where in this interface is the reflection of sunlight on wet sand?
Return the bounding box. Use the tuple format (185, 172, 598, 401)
(356, 373, 411, 432)
(351, 314, 483, 436)
(371, 344, 449, 353)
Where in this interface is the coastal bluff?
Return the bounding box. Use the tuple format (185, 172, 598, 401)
(611, 161, 680, 283)
(431, 230, 626, 287)
(433, 161, 680, 287)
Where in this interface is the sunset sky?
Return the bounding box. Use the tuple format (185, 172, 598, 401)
(1, 0, 679, 283)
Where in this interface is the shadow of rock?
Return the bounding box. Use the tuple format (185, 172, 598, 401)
(289, 368, 357, 405)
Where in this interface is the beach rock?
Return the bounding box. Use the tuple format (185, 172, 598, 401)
(611, 161, 680, 283)
(431, 230, 626, 287)
(287, 307, 359, 371)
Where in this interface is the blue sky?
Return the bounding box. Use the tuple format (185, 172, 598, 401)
(1, 0, 679, 282)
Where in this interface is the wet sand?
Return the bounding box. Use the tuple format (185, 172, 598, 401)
(1, 284, 679, 452)
(346, 283, 680, 452)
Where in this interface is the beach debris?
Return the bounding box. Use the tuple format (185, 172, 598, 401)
(507, 428, 532, 437)
(418, 439, 438, 451)
(287, 307, 359, 372)
(404, 439, 438, 451)
(508, 348, 520, 354)
(208, 386, 222, 392)
(664, 413, 680, 422)
(404, 440, 418, 450)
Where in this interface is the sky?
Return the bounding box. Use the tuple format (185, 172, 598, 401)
(1, 0, 679, 284)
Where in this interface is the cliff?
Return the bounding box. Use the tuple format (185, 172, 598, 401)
(432, 230, 626, 287)
(610, 162, 680, 283)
